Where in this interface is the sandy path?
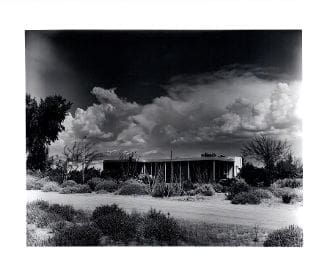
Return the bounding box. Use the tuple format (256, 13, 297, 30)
(27, 190, 302, 229)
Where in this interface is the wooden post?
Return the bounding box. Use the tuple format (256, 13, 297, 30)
(213, 160, 215, 181)
(179, 162, 182, 184)
(187, 161, 190, 181)
(151, 163, 153, 177)
(164, 162, 167, 183)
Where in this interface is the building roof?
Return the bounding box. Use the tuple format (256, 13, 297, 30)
(104, 156, 238, 163)
(140, 156, 237, 162)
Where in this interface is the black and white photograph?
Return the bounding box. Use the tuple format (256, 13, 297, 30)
(25, 30, 303, 247)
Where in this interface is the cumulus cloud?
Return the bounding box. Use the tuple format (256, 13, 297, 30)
(49, 69, 302, 158)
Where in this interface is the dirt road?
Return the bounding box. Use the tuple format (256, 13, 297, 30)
(27, 190, 302, 229)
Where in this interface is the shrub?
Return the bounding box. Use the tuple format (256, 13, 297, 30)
(151, 181, 183, 197)
(95, 180, 118, 193)
(117, 183, 148, 195)
(182, 180, 194, 191)
(48, 204, 76, 221)
(92, 204, 136, 242)
(96, 189, 109, 194)
(239, 163, 266, 186)
(264, 225, 303, 247)
(195, 184, 215, 196)
(27, 201, 62, 227)
(282, 192, 295, 204)
(53, 224, 101, 246)
(273, 178, 303, 189)
(231, 191, 261, 205)
(26, 175, 42, 190)
(87, 177, 104, 191)
(124, 178, 142, 185)
(26, 175, 51, 190)
(187, 189, 197, 196)
(67, 170, 83, 184)
(143, 209, 184, 245)
(212, 183, 225, 193)
(42, 181, 61, 192)
(226, 179, 250, 200)
(61, 180, 77, 188)
(59, 184, 92, 194)
(252, 188, 273, 200)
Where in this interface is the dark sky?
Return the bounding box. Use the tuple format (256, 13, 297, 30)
(26, 30, 302, 158)
(26, 30, 301, 110)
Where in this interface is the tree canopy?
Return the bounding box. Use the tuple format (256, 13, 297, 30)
(241, 135, 291, 168)
(26, 94, 72, 170)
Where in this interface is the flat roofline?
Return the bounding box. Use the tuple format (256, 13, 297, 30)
(104, 156, 239, 163)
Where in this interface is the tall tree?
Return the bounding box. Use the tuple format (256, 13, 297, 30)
(63, 140, 103, 184)
(26, 94, 72, 170)
(241, 135, 291, 185)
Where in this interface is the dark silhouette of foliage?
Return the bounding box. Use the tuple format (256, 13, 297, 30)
(241, 135, 291, 185)
(26, 94, 72, 170)
(239, 162, 266, 186)
(275, 154, 303, 179)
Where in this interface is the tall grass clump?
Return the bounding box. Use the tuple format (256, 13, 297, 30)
(264, 225, 303, 247)
(151, 181, 183, 197)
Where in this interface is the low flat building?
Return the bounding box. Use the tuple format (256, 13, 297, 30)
(103, 155, 242, 183)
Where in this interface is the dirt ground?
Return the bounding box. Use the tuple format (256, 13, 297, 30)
(27, 190, 302, 230)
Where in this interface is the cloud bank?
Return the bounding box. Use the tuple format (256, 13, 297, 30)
(50, 69, 302, 158)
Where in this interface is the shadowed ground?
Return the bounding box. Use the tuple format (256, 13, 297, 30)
(27, 190, 302, 230)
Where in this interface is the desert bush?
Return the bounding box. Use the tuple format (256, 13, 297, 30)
(252, 188, 273, 200)
(61, 180, 77, 188)
(186, 189, 197, 196)
(151, 181, 183, 197)
(27, 201, 62, 227)
(226, 179, 250, 200)
(231, 191, 261, 205)
(239, 163, 266, 186)
(273, 178, 303, 189)
(26, 174, 42, 190)
(212, 183, 225, 193)
(195, 184, 215, 196)
(26, 224, 53, 246)
(143, 209, 184, 245)
(182, 180, 194, 191)
(92, 204, 136, 242)
(48, 204, 76, 221)
(59, 184, 92, 194)
(95, 180, 118, 193)
(26, 175, 51, 190)
(275, 154, 303, 179)
(87, 177, 104, 191)
(53, 223, 101, 246)
(281, 192, 296, 204)
(42, 181, 61, 192)
(264, 225, 303, 247)
(117, 183, 148, 195)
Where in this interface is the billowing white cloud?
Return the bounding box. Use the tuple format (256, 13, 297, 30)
(49, 71, 302, 158)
